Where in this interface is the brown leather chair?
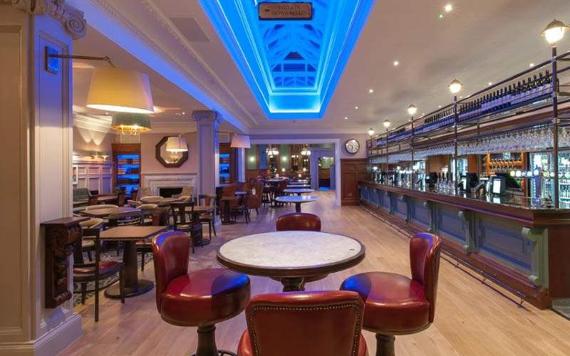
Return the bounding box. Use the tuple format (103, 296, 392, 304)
(276, 212, 321, 231)
(152, 231, 250, 356)
(237, 291, 368, 356)
(340, 233, 442, 356)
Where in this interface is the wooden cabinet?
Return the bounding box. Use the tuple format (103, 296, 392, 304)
(341, 159, 368, 205)
(219, 143, 237, 184)
(113, 143, 141, 198)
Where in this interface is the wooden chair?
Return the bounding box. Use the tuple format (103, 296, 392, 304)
(232, 193, 250, 223)
(73, 227, 125, 322)
(197, 194, 217, 239)
(137, 207, 169, 272)
(276, 213, 321, 231)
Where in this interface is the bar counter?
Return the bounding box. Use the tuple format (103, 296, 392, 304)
(359, 181, 570, 309)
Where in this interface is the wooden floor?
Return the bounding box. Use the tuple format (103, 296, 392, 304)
(61, 191, 570, 356)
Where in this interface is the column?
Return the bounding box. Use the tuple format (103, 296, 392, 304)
(0, 1, 86, 355)
(237, 148, 246, 182)
(193, 110, 221, 196)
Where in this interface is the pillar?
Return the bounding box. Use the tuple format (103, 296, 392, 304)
(237, 148, 246, 182)
(193, 110, 221, 196)
(0, 1, 86, 355)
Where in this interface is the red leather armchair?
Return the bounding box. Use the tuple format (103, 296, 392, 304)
(276, 212, 321, 231)
(237, 291, 368, 356)
(152, 231, 251, 356)
(341, 232, 442, 356)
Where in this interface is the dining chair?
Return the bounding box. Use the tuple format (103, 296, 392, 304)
(276, 213, 321, 231)
(197, 194, 217, 239)
(152, 231, 250, 356)
(340, 232, 442, 356)
(237, 291, 368, 356)
(78, 218, 105, 261)
(73, 227, 125, 322)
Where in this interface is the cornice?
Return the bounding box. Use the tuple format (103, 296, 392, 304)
(6, 0, 86, 39)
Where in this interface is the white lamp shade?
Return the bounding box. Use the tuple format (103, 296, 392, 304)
(86, 67, 154, 114)
(230, 134, 251, 148)
(166, 136, 188, 152)
(407, 105, 418, 116)
(543, 20, 568, 45)
(449, 79, 463, 94)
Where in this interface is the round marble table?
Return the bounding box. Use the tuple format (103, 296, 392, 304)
(283, 188, 315, 196)
(275, 195, 318, 212)
(217, 231, 365, 291)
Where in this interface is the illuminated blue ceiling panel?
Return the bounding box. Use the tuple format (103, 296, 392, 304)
(200, 0, 374, 119)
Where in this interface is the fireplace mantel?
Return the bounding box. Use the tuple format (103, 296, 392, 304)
(141, 173, 197, 196)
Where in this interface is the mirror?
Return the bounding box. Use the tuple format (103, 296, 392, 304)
(155, 135, 189, 168)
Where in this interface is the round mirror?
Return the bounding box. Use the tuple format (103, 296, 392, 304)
(155, 135, 189, 168)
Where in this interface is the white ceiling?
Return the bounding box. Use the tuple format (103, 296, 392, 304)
(71, 0, 570, 135)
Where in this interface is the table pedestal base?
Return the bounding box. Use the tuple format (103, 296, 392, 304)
(280, 277, 306, 292)
(105, 279, 154, 299)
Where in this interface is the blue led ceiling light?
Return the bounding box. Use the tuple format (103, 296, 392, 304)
(200, 0, 375, 119)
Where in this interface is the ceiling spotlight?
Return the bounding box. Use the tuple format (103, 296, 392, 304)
(354, 106, 359, 110)
(368, 88, 374, 94)
(444, 3, 453, 13)
(542, 19, 568, 46)
(344, 116, 349, 120)
(438, 14, 444, 19)
(368, 128, 375, 136)
(529, 63, 535, 68)
(407, 104, 418, 116)
(393, 60, 400, 66)
(449, 79, 463, 94)
(488, 82, 493, 86)
(383, 120, 391, 129)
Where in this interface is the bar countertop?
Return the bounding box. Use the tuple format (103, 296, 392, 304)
(359, 181, 570, 226)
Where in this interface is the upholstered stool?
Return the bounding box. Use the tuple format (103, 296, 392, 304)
(152, 231, 251, 356)
(237, 291, 368, 356)
(276, 212, 321, 231)
(341, 232, 442, 356)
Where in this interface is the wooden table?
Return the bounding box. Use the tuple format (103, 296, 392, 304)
(96, 195, 118, 204)
(220, 196, 238, 224)
(275, 195, 318, 213)
(217, 231, 365, 291)
(283, 188, 315, 196)
(81, 207, 140, 218)
(99, 226, 167, 298)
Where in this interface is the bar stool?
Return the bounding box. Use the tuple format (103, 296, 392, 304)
(276, 212, 321, 231)
(237, 291, 368, 356)
(152, 231, 251, 356)
(340, 232, 442, 356)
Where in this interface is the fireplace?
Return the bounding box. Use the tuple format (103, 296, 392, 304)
(142, 173, 197, 196)
(159, 187, 183, 198)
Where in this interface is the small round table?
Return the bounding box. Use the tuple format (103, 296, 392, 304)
(283, 188, 315, 196)
(275, 195, 318, 212)
(217, 231, 365, 291)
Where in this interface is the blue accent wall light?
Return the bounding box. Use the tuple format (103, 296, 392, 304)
(200, 0, 375, 119)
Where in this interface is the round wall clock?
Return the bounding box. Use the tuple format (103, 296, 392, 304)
(345, 139, 360, 154)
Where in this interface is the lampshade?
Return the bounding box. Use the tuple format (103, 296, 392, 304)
(230, 134, 251, 148)
(383, 120, 391, 129)
(87, 67, 154, 114)
(111, 113, 152, 135)
(407, 104, 418, 116)
(368, 128, 375, 136)
(166, 135, 188, 152)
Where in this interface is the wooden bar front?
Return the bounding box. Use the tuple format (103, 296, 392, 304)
(359, 181, 570, 309)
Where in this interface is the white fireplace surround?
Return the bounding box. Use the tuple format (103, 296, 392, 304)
(142, 173, 197, 196)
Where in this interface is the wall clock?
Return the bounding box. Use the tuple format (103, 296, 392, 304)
(345, 139, 360, 154)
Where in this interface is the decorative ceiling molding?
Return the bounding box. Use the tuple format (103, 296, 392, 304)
(6, 0, 86, 39)
(69, 0, 254, 132)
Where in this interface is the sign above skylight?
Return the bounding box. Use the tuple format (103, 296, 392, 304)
(200, 0, 374, 119)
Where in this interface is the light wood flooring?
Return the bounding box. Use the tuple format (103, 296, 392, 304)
(60, 191, 570, 356)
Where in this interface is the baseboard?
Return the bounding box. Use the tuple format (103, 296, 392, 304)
(0, 314, 82, 356)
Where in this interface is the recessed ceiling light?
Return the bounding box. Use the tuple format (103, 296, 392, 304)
(368, 88, 374, 94)
(393, 60, 399, 66)
(529, 63, 535, 68)
(344, 116, 349, 120)
(438, 105, 442, 108)
(488, 82, 493, 86)
(438, 14, 444, 19)
(354, 106, 359, 110)
(444, 4, 453, 13)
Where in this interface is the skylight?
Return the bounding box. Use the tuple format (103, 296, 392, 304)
(200, 0, 374, 119)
